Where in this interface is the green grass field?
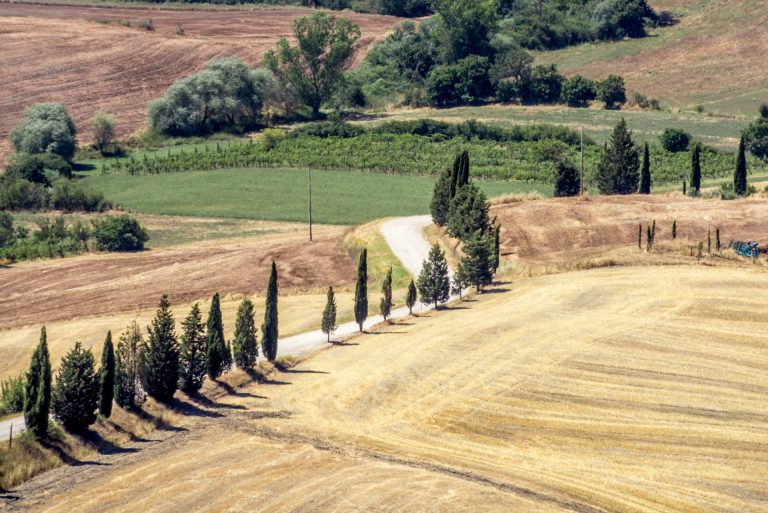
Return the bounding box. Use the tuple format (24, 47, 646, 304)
(82, 168, 547, 225)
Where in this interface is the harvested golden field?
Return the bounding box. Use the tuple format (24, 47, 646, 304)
(7, 265, 767, 512)
(492, 195, 768, 263)
(0, 3, 401, 160)
(544, 0, 768, 114)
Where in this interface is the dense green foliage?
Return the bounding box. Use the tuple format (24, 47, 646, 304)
(690, 144, 701, 195)
(735, 137, 748, 196)
(23, 327, 51, 439)
(262, 261, 279, 361)
(0, 216, 90, 263)
(149, 58, 274, 137)
(447, 183, 490, 240)
(99, 332, 115, 418)
(179, 304, 207, 394)
(742, 117, 768, 160)
(380, 267, 393, 321)
(233, 299, 258, 369)
(51, 342, 99, 431)
(417, 243, 450, 309)
(206, 293, 229, 379)
(10, 103, 77, 161)
(354, 249, 368, 332)
(553, 160, 581, 197)
(115, 322, 144, 408)
(5, 153, 72, 184)
(0, 171, 109, 213)
(639, 143, 651, 194)
(91, 111, 116, 154)
(406, 279, 417, 315)
(561, 75, 597, 107)
(596, 118, 639, 194)
(597, 75, 627, 110)
(426, 56, 493, 106)
(457, 233, 494, 292)
(92, 215, 149, 252)
(142, 295, 179, 403)
(321, 286, 338, 342)
(661, 128, 691, 153)
(0, 374, 25, 417)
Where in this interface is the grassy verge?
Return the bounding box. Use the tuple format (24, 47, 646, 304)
(81, 168, 543, 225)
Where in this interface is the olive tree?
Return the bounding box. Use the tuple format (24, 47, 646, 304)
(10, 103, 77, 160)
(91, 111, 115, 154)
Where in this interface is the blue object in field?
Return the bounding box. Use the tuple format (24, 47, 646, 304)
(729, 240, 760, 259)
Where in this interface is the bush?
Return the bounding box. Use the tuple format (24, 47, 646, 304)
(9, 103, 77, 160)
(597, 75, 627, 109)
(149, 57, 274, 136)
(560, 75, 596, 107)
(92, 215, 149, 252)
(50, 179, 110, 212)
(0, 178, 48, 211)
(593, 0, 657, 40)
(660, 128, 691, 152)
(0, 212, 14, 247)
(760, 103, 768, 120)
(523, 64, 564, 104)
(426, 56, 492, 107)
(0, 374, 25, 415)
(5, 153, 72, 185)
(742, 118, 768, 160)
(261, 128, 287, 150)
(553, 160, 581, 197)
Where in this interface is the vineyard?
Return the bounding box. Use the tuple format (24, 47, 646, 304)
(94, 133, 766, 186)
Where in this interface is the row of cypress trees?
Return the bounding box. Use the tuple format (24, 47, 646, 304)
(22, 262, 280, 439)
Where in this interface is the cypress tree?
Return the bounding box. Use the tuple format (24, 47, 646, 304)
(458, 234, 493, 292)
(682, 178, 687, 196)
(716, 227, 721, 252)
(99, 331, 115, 418)
(321, 286, 338, 342)
(115, 321, 144, 408)
(406, 279, 417, 315)
(596, 118, 639, 195)
(455, 150, 470, 190)
(354, 249, 368, 332)
(638, 223, 642, 248)
(639, 143, 651, 194)
(24, 327, 52, 439)
(449, 152, 461, 198)
(672, 220, 677, 240)
(417, 243, 451, 309)
(690, 144, 701, 195)
(447, 183, 490, 241)
(206, 293, 227, 379)
(430, 166, 453, 226)
(380, 267, 393, 322)
(492, 224, 501, 274)
(233, 299, 258, 369)
(142, 295, 179, 403)
(734, 136, 748, 196)
(707, 226, 712, 255)
(646, 225, 652, 251)
(179, 304, 207, 394)
(52, 342, 99, 432)
(262, 261, 279, 361)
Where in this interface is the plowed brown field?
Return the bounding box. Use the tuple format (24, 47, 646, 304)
(0, 3, 401, 160)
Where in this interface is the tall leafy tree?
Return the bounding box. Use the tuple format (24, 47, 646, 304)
(52, 342, 99, 431)
(458, 234, 493, 292)
(354, 249, 368, 332)
(263, 12, 361, 118)
(447, 183, 490, 241)
(24, 327, 52, 439)
(179, 304, 207, 394)
(321, 286, 338, 342)
(115, 321, 144, 408)
(690, 144, 701, 195)
(639, 142, 651, 194)
(734, 136, 748, 196)
(206, 293, 228, 379)
(596, 118, 639, 194)
(430, 0, 498, 62)
(380, 267, 393, 322)
(262, 261, 279, 361)
(99, 331, 115, 418)
(417, 243, 451, 309)
(142, 295, 179, 403)
(406, 279, 417, 315)
(233, 299, 258, 369)
(430, 166, 453, 226)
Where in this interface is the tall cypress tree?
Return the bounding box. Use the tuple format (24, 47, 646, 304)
(672, 220, 677, 240)
(142, 295, 179, 403)
(206, 293, 227, 379)
(262, 261, 279, 361)
(417, 243, 451, 309)
(455, 150, 470, 190)
(24, 327, 52, 439)
(735, 136, 748, 196)
(52, 342, 99, 432)
(449, 152, 461, 199)
(321, 286, 338, 342)
(596, 118, 639, 195)
(690, 144, 701, 195)
(458, 234, 493, 292)
(115, 321, 144, 408)
(639, 143, 651, 194)
(354, 249, 368, 332)
(179, 303, 207, 394)
(233, 299, 258, 369)
(491, 224, 501, 274)
(380, 267, 393, 322)
(99, 331, 115, 418)
(430, 167, 453, 226)
(406, 279, 417, 315)
(447, 183, 490, 241)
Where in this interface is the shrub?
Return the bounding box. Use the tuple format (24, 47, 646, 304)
(92, 215, 149, 252)
(593, 0, 657, 40)
(523, 64, 564, 104)
(760, 103, 768, 120)
(661, 128, 691, 152)
(560, 75, 596, 107)
(50, 179, 110, 212)
(426, 56, 492, 107)
(554, 160, 581, 197)
(0, 374, 25, 415)
(5, 153, 72, 184)
(261, 128, 287, 150)
(10, 103, 77, 160)
(742, 118, 768, 160)
(0, 178, 48, 211)
(138, 19, 155, 31)
(597, 75, 627, 109)
(0, 211, 14, 248)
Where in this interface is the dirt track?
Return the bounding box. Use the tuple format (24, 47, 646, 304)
(0, 3, 401, 160)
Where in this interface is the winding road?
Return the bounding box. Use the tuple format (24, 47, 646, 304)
(0, 215, 438, 441)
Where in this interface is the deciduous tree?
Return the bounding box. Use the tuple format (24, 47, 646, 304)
(91, 111, 115, 154)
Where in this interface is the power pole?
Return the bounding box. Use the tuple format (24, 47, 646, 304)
(580, 126, 584, 195)
(308, 168, 313, 242)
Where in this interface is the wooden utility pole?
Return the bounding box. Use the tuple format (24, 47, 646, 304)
(580, 126, 584, 195)
(308, 168, 313, 242)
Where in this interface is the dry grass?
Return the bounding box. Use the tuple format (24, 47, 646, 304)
(490, 191, 545, 206)
(14, 264, 767, 512)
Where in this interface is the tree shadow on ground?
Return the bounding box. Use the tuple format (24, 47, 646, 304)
(74, 429, 139, 456)
(366, 331, 408, 335)
(40, 437, 108, 467)
(214, 376, 269, 398)
(185, 393, 248, 410)
(329, 340, 359, 346)
(243, 368, 291, 386)
(279, 368, 329, 375)
(104, 419, 152, 443)
(482, 288, 511, 294)
(172, 397, 224, 419)
(132, 405, 187, 433)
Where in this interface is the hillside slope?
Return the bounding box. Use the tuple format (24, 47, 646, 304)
(542, 0, 768, 115)
(9, 265, 768, 512)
